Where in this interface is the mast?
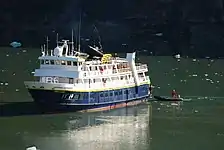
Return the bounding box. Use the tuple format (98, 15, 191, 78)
(56, 33, 59, 46)
(75, 26, 78, 51)
(71, 29, 74, 55)
(46, 36, 49, 52)
(78, 11, 81, 52)
(72, 29, 74, 50)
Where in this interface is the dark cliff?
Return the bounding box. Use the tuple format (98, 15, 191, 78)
(1, 0, 224, 57)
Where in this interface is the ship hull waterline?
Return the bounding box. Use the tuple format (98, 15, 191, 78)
(27, 84, 150, 112)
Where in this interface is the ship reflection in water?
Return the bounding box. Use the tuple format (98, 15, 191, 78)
(67, 105, 151, 150)
(34, 104, 152, 150)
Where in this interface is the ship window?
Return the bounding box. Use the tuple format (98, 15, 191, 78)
(105, 93, 108, 97)
(110, 92, 113, 96)
(55, 60, 60, 65)
(84, 79, 89, 83)
(50, 60, 54, 65)
(45, 60, 49, 65)
(67, 61, 71, 65)
(40, 60, 44, 64)
(61, 60, 66, 65)
(95, 66, 98, 70)
(100, 93, 104, 97)
(73, 61, 77, 66)
(114, 91, 118, 96)
(69, 78, 74, 84)
(76, 79, 82, 84)
(119, 90, 122, 95)
(124, 90, 128, 94)
(125, 75, 128, 80)
(79, 62, 82, 66)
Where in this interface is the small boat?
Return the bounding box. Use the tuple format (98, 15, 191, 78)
(153, 96, 183, 101)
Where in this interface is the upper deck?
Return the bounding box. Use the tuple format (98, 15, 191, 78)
(31, 36, 148, 80)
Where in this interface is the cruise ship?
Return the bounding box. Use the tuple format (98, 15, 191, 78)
(24, 32, 151, 112)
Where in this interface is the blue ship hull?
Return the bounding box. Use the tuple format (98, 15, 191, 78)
(28, 84, 150, 112)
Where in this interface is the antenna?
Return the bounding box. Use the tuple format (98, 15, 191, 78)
(75, 25, 78, 51)
(43, 44, 46, 55)
(41, 45, 45, 56)
(78, 11, 81, 52)
(56, 33, 59, 46)
(93, 24, 103, 51)
(71, 29, 74, 55)
(46, 36, 49, 51)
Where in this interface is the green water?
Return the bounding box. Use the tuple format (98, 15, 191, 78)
(0, 48, 224, 150)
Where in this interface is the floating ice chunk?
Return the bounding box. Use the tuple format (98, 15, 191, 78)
(204, 74, 208, 77)
(10, 41, 22, 48)
(192, 59, 196, 62)
(22, 50, 27, 53)
(6, 54, 9, 57)
(26, 146, 38, 150)
(155, 33, 163, 36)
(174, 54, 180, 59)
(214, 73, 218, 75)
(16, 89, 19, 92)
(192, 74, 197, 77)
(194, 110, 199, 113)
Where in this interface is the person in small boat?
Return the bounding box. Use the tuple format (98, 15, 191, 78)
(171, 89, 178, 98)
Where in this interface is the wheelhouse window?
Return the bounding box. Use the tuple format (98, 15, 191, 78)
(67, 61, 72, 66)
(61, 60, 66, 65)
(50, 60, 54, 65)
(45, 60, 49, 65)
(55, 60, 60, 65)
(73, 61, 77, 66)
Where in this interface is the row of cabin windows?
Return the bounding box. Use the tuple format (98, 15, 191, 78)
(99, 90, 130, 97)
(82, 63, 129, 71)
(41, 60, 82, 66)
